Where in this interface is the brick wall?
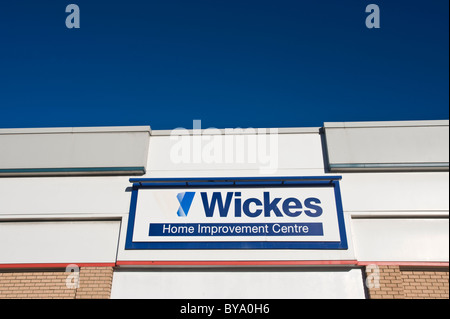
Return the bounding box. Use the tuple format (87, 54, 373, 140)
(75, 267, 114, 299)
(0, 266, 113, 299)
(0, 271, 76, 299)
(366, 265, 449, 299)
(401, 267, 449, 299)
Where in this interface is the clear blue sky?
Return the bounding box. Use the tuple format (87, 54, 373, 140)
(0, 0, 448, 130)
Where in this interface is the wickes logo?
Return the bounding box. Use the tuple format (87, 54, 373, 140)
(176, 192, 196, 217)
(177, 191, 323, 218)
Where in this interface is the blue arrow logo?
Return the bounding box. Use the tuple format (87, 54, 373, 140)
(176, 192, 196, 217)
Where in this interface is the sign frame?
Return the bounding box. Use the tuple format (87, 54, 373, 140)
(125, 176, 347, 250)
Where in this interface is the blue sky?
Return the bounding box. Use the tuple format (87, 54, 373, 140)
(0, 0, 448, 130)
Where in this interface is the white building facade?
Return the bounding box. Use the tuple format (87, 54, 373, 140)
(0, 120, 448, 299)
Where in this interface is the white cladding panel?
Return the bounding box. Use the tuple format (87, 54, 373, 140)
(0, 127, 150, 174)
(324, 121, 449, 169)
(351, 218, 449, 262)
(340, 172, 449, 213)
(110, 268, 365, 299)
(146, 131, 325, 176)
(0, 176, 131, 216)
(0, 220, 121, 264)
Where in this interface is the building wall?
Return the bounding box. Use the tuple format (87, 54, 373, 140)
(0, 121, 448, 299)
(2, 265, 448, 299)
